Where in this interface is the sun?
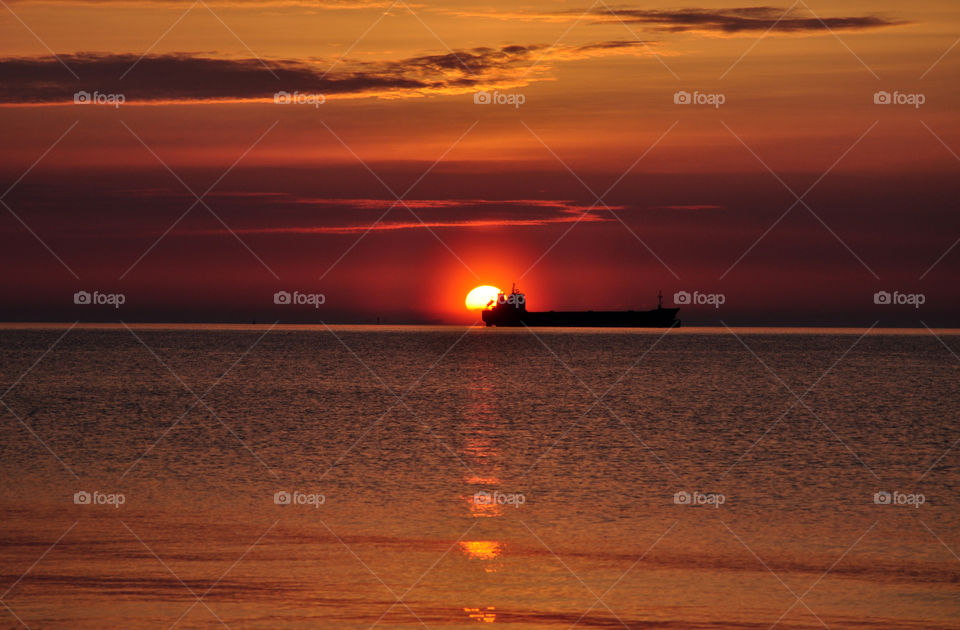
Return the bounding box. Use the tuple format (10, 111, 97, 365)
(465, 285, 501, 311)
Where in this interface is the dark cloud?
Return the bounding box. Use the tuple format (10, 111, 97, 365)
(0, 53, 418, 103)
(585, 6, 906, 33)
(0, 41, 653, 104)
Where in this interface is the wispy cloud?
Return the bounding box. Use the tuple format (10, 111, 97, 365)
(0, 40, 658, 105)
(445, 5, 907, 36)
(586, 6, 907, 33)
(175, 197, 619, 235)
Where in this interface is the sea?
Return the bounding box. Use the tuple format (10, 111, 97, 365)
(1, 325, 958, 629)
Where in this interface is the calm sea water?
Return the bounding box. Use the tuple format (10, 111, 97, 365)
(1, 325, 958, 629)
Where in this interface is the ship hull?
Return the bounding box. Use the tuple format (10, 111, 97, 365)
(482, 308, 680, 328)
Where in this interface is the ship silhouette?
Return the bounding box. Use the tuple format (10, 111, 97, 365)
(481, 285, 680, 328)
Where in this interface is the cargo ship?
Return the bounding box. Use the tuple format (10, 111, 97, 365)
(481, 285, 680, 328)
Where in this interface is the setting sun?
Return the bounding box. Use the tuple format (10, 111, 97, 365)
(465, 286, 500, 311)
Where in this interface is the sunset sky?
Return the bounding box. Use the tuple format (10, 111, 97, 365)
(1, 0, 958, 324)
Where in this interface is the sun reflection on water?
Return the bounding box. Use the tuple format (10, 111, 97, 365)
(463, 606, 497, 623)
(459, 540, 504, 573)
(459, 540, 503, 560)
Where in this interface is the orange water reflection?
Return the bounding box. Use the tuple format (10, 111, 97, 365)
(459, 540, 503, 560)
(459, 377, 507, 579)
(463, 606, 497, 623)
(461, 388, 505, 520)
(459, 536, 504, 574)
(465, 492, 504, 518)
(465, 475, 500, 485)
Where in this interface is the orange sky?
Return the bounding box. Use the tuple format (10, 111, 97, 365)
(0, 0, 958, 323)
(1, 0, 957, 170)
